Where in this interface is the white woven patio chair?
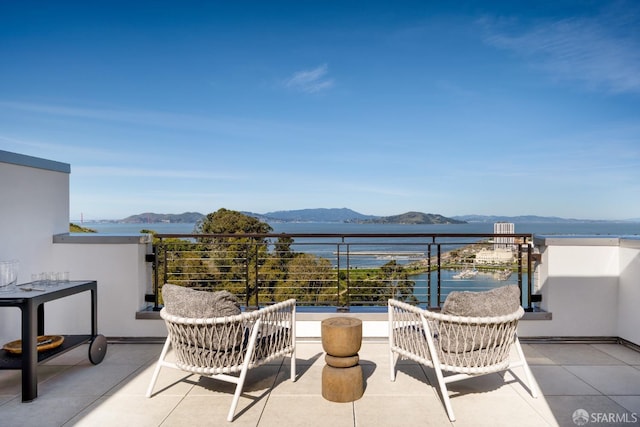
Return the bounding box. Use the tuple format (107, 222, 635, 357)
(146, 297, 296, 422)
(388, 296, 538, 422)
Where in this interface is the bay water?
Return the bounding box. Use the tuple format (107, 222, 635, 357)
(76, 220, 640, 236)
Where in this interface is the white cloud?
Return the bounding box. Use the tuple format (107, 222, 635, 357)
(284, 64, 334, 93)
(72, 166, 244, 180)
(480, 9, 640, 94)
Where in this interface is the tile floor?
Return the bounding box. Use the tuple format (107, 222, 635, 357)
(0, 340, 639, 426)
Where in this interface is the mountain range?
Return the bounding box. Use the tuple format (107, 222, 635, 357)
(117, 209, 639, 224)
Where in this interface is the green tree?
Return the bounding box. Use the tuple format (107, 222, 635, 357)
(195, 208, 273, 235)
(276, 253, 336, 305)
(349, 260, 417, 305)
(194, 209, 274, 304)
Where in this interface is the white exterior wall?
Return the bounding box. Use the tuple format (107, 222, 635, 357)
(0, 151, 162, 343)
(50, 236, 164, 337)
(618, 239, 640, 345)
(518, 237, 621, 339)
(0, 152, 70, 341)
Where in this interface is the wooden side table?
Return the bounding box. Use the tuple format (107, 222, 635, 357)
(321, 317, 364, 402)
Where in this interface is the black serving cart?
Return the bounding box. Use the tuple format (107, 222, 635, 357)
(0, 280, 107, 401)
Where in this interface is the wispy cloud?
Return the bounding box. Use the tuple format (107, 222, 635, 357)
(284, 64, 334, 93)
(479, 7, 640, 94)
(72, 166, 244, 180)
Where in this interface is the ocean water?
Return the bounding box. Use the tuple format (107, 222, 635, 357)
(79, 220, 640, 236)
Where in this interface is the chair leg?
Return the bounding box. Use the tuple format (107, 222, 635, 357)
(290, 348, 296, 382)
(389, 350, 397, 381)
(433, 364, 456, 422)
(513, 337, 538, 398)
(227, 321, 262, 422)
(145, 336, 171, 398)
(227, 367, 249, 422)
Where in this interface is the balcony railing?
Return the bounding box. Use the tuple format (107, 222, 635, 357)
(151, 233, 535, 312)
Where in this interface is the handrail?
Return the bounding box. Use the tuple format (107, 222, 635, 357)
(151, 232, 534, 312)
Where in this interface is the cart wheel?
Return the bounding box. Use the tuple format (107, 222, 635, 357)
(88, 334, 107, 365)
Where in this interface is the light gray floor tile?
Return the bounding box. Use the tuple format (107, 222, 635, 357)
(528, 344, 624, 365)
(368, 363, 431, 396)
(449, 393, 554, 426)
(114, 362, 195, 397)
(529, 365, 601, 396)
(0, 394, 100, 427)
(292, 340, 325, 366)
(355, 394, 451, 426)
(609, 395, 640, 415)
(565, 365, 640, 395)
(270, 364, 323, 395)
(520, 343, 555, 365)
(259, 395, 354, 427)
(67, 394, 182, 427)
(38, 362, 142, 397)
(165, 394, 264, 426)
(101, 343, 162, 365)
(544, 396, 632, 427)
(591, 343, 640, 365)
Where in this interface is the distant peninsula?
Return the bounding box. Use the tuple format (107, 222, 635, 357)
(116, 208, 464, 225)
(106, 209, 638, 225)
(120, 212, 204, 224)
(352, 211, 465, 225)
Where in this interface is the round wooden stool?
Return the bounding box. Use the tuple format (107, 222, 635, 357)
(321, 317, 364, 402)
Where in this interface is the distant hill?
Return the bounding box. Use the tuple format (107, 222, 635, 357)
(451, 214, 633, 223)
(257, 208, 378, 222)
(356, 211, 466, 225)
(120, 212, 205, 223)
(115, 210, 637, 225)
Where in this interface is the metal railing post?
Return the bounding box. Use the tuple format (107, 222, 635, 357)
(517, 243, 523, 306)
(153, 239, 160, 311)
(427, 243, 431, 308)
(437, 243, 442, 306)
(527, 241, 533, 310)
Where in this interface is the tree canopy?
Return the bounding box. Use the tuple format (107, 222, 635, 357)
(194, 208, 272, 235)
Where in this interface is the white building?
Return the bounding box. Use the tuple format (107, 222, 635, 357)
(494, 222, 515, 249)
(475, 247, 515, 265)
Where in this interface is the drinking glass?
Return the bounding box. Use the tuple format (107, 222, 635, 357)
(0, 260, 19, 289)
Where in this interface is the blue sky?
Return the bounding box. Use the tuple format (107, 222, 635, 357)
(1, 1, 639, 221)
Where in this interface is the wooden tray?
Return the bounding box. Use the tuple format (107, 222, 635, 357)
(3, 335, 64, 354)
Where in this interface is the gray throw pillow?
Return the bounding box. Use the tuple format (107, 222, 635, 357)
(161, 284, 243, 351)
(162, 283, 241, 318)
(439, 285, 520, 354)
(441, 285, 520, 318)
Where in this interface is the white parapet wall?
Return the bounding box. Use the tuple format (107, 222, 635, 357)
(51, 234, 166, 338)
(519, 235, 639, 345)
(618, 238, 640, 345)
(0, 151, 71, 342)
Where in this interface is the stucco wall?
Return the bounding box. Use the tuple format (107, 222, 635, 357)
(618, 239, 640, 345)
(0, 151, 70, 341)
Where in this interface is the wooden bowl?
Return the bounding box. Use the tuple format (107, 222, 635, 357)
(3, 335, 64, 354)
